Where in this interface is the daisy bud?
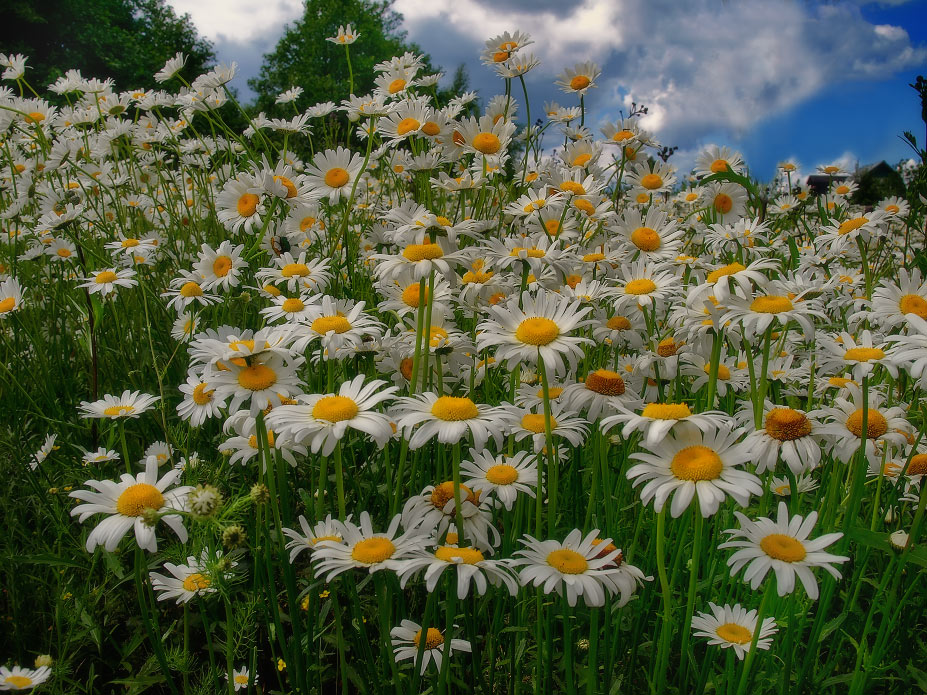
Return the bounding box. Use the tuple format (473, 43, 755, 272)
(250, 483, 270, 505)
(884, 507, 897, 524)
(34, 655, 53, 668)
(223, 524, 247, 549)
(889, 529, 910, 551)
(189, 484, 223, 519)
(141, 508, 161, 528)
(576, 638, 590, 652)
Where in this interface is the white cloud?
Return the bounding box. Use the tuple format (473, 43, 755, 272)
(167, 0, 303, 43)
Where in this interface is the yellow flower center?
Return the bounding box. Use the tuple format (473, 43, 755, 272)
(56, 248, 72, 258)
(570, 75, 591, 90)
(182, 572, 211, 592)
(237, 193, 259, 217)
(116, 483, 165, 516)
(702, 363, 731, 380)
(710, 159, 731, 173)
(560, 181, 586, 195)
(430, 396, 479, 421)
(763, 408, 811, 441)
(312, 395, 359, 422)
(422, 121, 441, 136)
(572, 153, 592, 167)
(908, 454, 927, 476)
(485, 464, 519, 485)
(713, 193, 734, 214)
(606, 315, 631, 330)
(435, 545, 485, 564)
(212, 256, 232, 277)
(585, 369, 626, 396)
(179, 281, 203, 298)
(716, 623, 753, 644)
(521, 413, 556, 433)
(324, 167, 350, 188)
(843, 347, 884, 362)
(625, 278, 657, 295)
(94, 270, 118, 284)
(462, 269, 493, 284)
(899, 294, 927, 319)
(759, 533, 807, 562)
(396, 117, 420, 136)
(4, 676, 33, 688)
(835, 184, 850, 195)
(750, 295, 793, 314)
(400, 283, 427, 308)
(845, 409, 888, 438)
(706, 262, 746, 284)
(546, 548, 588, 574)
(414, 627, 445, 649)
(515, 317, 560, 345)
(282, 297, 305, 313)
(430, 481, 478, 508)
(403, 243, 444, 261)
(641, 402, 692, 420)
(388, 78, 406, 94)
(472, 132, 502, 155)
(631, 227, 661, 251)
(274, 175, 297, 198)
(838, 217, 868, 235)
(311, 315, 352, 334)
(237, 363, 277, 391)
(351, 537, 396, 564)
(233, 675, 249, 685)
(670, 445, 723, 481)
(612, 129, 634, 142)
(103, 404, 135, 417)
(574, 198, 596, 216)
(192, 383, 214, 406)
(657, 337, 680, 357)
(640, 173, 663, 190)
(0, 297, 15, 313)
(281, 262, 310, 277)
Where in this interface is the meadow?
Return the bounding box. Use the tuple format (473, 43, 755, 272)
(1, 29, 926, 695)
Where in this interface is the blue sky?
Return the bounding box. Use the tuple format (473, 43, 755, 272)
(167, 0, 927, 180)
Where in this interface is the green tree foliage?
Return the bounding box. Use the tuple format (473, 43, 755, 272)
(249, 0, 469, 115)
(0, 0, 214, 92)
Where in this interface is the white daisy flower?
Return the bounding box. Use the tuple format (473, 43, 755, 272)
(78, 390, 159, 420)
(390, 620, 471, 675)
(691, 602, 777, 660)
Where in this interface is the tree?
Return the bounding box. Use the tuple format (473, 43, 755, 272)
(0, 0, 214, 92)
(249, 0, 457, 114)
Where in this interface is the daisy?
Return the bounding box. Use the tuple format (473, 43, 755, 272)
(721, 283, 826, 338)
(311, 511, 425, 581)
(391, 620, 471, 675)
(770, 474, 819, 497)
(691, 603, 777, 660)
(266, 375, 397, 455)
(561, 368, 642, 421)
(177, 372, 226, 427)
(554, 61, 601, 96)
(304, 147, 365, 203)
(695, 145, 745, 177)
(704, 182, 748, 222)
(289, 296, 383, 357)
(82, 448, 120, 466)
(150, 550, 232, 604)
(816, 384, 910, 464)
(394, 392, 511, 451)
(459, 449, 538, 511)
(327, 24, 360, 44)
(29, 433, 57, 471)
(626, 425, 762, 517)
(869, 268, 927, 329)
(0, 665, 52, 691)
(611, 207, 684, 261)
(69, 456, 191, 553)
(161, 271, 221, 314)
(694, 257, 779, 302)
(505, 404, 589, 453)
(219, 413, 306, 468)
(78, 390, 159, 420)
(720, 502, 849, 599)
(210, 353, 304, 417)
(256, 252, 332, 293)
(259, 292, 319, 325)
(194, 241, 246, 292)
(155, 52, 186, 82)
(611, 260, 681, 312)
(601, 403, 731, 448)
(741, 402, 824, 475)
(481, 30, 534, 65)
(453, 114, 517, 158)
(0, 277, 24, 317)
(372, 237, 464, 283)
(819, 330, 896, 380)
(401, 482, 500, 551)
(393, 544, 519, 598)
(216, 172, 265, 234)
(78, 268, 137, 297)
(282, 514, 347, 563)
(814, 211, 888, 253)
(624, 160, 677, 196)
(226, 666, 257, 692)
(476, 290, 593, 377)
(512, 529, 631, 607)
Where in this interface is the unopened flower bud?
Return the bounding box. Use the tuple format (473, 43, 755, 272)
(250, 483, 270, 505)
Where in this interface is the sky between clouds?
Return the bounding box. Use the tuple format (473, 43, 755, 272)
(166, 0, 927, 179)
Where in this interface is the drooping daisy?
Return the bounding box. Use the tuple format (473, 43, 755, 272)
(0, 665, 52, 691)
(391, 620, 471, 675)
(78, 268, 137, 297)
(459, 449, 538, 511)
(69, 456, 191, 553)
(476, 290, 592, 377)
(78, 390, 159, 420)
(691, 602, 777, 660)
(626, 425, 762, 517)
(512, 529, 633, 607)
(394, 393, 511, 451)
(266, 375, 397, 455)
(720, 502, 849, 599)
(393, 544, 519, 598)
(601, 402, 731, 448)
(311, 511, 425, 581)
(161, 271, 221, 314)
(282, 514, 347, 563)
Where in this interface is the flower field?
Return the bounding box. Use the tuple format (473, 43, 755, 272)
(1, 30, 927, 695)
